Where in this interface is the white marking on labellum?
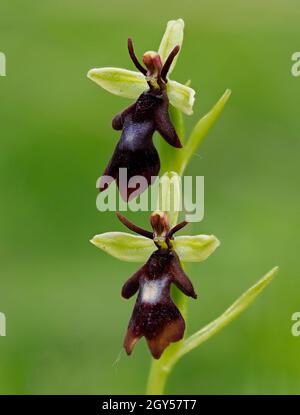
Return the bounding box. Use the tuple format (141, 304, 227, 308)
(141, 278, 167, 304)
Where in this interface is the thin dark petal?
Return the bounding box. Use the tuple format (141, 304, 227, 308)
(172, 270, 197, 299)
(167, 252, 197, 299)
(116, 212, 153, 240)
(122, 266, 145, 299)
(112, 103, 136, 130)
(127, 38, 147, 75)
(168, 220, 188, 238)
(160, 45, 180, 81)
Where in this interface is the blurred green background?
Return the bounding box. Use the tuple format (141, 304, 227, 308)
(0, 0, 299, 394)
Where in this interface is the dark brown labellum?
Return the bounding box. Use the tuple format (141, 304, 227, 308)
(122, 249, 197, 359)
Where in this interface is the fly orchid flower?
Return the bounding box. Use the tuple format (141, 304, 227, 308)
(91, 211, 220, 358)
(87, 19, 195, 201)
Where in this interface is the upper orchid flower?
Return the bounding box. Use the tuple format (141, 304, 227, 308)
(87, 19, 195, 201)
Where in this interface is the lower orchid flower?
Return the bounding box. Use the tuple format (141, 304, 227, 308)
(91, 211, 219, 358)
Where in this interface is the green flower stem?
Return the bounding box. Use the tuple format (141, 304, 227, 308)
(146, 356, 171, 395)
